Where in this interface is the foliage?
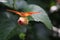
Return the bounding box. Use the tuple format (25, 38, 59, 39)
(0, 0, 53, 40)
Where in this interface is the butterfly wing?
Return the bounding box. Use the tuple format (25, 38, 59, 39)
(7, 9, 22, 16)
(23, 12, 40, 17)
(28, 12, 40, 14)
(7, 9, 40, 17)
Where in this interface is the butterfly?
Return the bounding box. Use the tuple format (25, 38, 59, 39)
(7, 9, 40, 25)
(7, 9, 40, 17)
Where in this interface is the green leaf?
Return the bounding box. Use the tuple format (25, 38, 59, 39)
(50, 0, 56, 6)
(0, 0, 53, 40)
(0, 10, 27, 40)
(19, 33, 26, 40)
(2, 0, 28, 9)
(0, 11, 18, 40)
(23, 4, 53, 30)
(26, 0, 50, 10)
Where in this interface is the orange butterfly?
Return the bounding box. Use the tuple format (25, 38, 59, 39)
(7, 9, 40, 17)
